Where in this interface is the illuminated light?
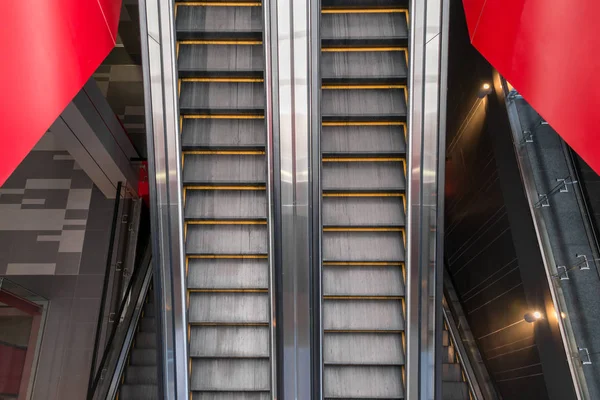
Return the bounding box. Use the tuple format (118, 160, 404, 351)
(478, 82, 493, 98)
(561, 312, 567, 319)
(524, 311, 544, 323)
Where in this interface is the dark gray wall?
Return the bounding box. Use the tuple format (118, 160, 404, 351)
(0, 132, 115, 399)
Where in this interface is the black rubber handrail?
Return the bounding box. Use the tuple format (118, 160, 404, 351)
(87, 182, 122, 398)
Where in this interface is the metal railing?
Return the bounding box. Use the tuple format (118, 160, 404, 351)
(503, 79, 595, 399)
(87, 182, 144, 399)
(86, 244, 153, 400)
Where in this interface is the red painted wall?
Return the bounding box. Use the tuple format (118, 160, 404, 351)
(0, 0, 122, 186)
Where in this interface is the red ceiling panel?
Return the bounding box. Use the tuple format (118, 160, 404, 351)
(463, 0, 600, 174)
(0, 0, 122, 186)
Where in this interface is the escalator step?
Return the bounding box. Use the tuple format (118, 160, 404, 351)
(324, 365, 404, 399)
(139, 317, 156, 333)
(323, 299, 405, 331)
(183, 153, 266, 184)
(192, 393, 270, 400)
(181, 118, 266, 149)
(187, 258, 269, 289)
(443, 363, 463, 382)
(324, 332, 404, 365)
(321, 125, 406, 154)
(323, 196, 405, 226)
(188, 292, 269, 324)
(130, 349, 157, 366)
(323, 265, 404, 296)
(176, 5, 263, 40)
(186, 224, 268, 255)
(134, 332, 157, 349)
(185, 190, 267, 220)
(178, 43, 264, 77)
(189, 325, 270, 357)
(322, 51, 407, 81)
(125, 366, 158, 385)
(119, 384, 159, 400)
(179, 81, 265, 114)
(190, 359, 270, 391)
(321, 12, 408, 42)
(323, 231, 405, 261)
(442, 382, 470, 400)
(321, 88, 407, 118)
(322, 161, 406, 191)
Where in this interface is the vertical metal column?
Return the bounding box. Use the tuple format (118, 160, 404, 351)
(405, 0, 449, 398)
(266, 0, 316, 394)
(138, 0, 189, 398)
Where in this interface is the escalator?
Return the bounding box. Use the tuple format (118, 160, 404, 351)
(175, 1, 274, 398)
(118, 283, 158, 400)
(319, 2, 409, 399)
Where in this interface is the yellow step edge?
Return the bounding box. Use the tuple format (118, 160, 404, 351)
(322, 46, 407, 52)
(178, 40, 262, 45)
(322, 8, 407, 14)
(188, 322, 269, 326)
(180, 77, 264, 83)
(322, 157, 404, 162)
(324, 329, 404, 333)
(182, 150, 265, 155)
(176, 2, 261, 7)
(322, 84, 406, 90)
(323, 261, 404, 266)
(322, 121, 405, 127)
(187, 254, 268, 259)
(186, 220, 267, 225)
(324, 295, 403, 300)
(184, 185, 266, 190)
(323, 192, 404, 198)
(323, 227, 404, 232)
(182, 114, 264, 119)
(188, 288, 268, 293)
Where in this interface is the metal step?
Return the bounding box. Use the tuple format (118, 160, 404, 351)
(321, 87, 407, 118)
(181, 118, 266, 149)
(186, 224, 268, 255)
(124, 366, 158, 385)
(188, 292, 269, 323)
(178, 43, 264, 77)
(323, 196, 405, 226)
(190, 359, 270, 391)
(183, 153, 266, 183)
(322, 160, 406, 190)
(323, 265, 405, 296)
(134, 332, 156, 349)
(190, 325, 270, 357)
(324, 365, 404, 399)
(323, 230, 405, 261)
(192, 394, 271, 400)
(185, 189, 267, 220)
(176, 5, 263, 39)
(119, 384, 159, 400)
(179, 81, 265, 114)
(442, 381, 470, 400)
(188, 258, 269, 289)
(130, 348, 157, 366)
(324, 299, 404, 331)
(321, 125, 406, 154)
(322, 50, 407, 81)
(324, 332, 404, 364)
(139, 317, 156, 333)
(321, 11, 408, 45)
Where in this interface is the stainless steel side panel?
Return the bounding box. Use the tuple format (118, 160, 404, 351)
(405, 0, 450, 398)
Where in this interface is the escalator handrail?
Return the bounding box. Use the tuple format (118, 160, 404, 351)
(87, 242, 153, 400)
(87, 181, 122, 397)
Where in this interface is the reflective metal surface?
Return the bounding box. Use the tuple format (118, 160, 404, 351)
(502, 78, 590, 400)
(262, 0, 279, 396)
(269, 0, 314, 394)
(139, 0, 189, 398)
(405, 0, 449, 398)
